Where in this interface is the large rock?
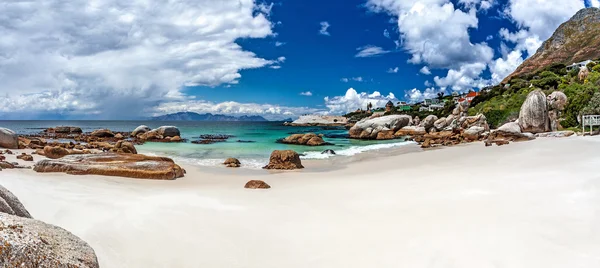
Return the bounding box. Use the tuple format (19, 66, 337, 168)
(34, 153, 185, 180)
(459, 114, 490, 131)
(490, 121, 536, 142)
(279, 133, 332, 146)
(0, 185, 31, 218)
(0, 212, 99, 268)
(421, 115, 438, 131)
(43, 146, 70, 159)
(462, 126, 486, 141)
(394, 126, 426, 136)
(154, 126, 180, 138)
(348, 115, 412, 140)
(547, 91, 568, 111)
(519, 89, 549, 133)
(224, 158, 241, 168)
(53, 126, 82, 134)
(111, 140, 137, 154)
(263, 150, 304, 170)
(0, 128, 18, 149)
(244, 180, 271, 189)
(131, 125, 151, 137)
(90, 129, 114, 138)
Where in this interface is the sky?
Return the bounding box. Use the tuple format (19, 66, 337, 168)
(0, 0, 598, 120)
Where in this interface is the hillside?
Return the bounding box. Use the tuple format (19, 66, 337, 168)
(503, 8, 600, 83)
(152, 112, 268, 121)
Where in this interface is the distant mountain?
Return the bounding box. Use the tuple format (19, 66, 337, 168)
(503, 7, 600, 83)
(152, 112, 268, 121)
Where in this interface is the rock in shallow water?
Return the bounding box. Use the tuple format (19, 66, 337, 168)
(224, 158, 241, 168)
(34, 153, 185, 180)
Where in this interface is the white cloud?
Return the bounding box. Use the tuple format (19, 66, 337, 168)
(270, 66, 282, 69)
(275, 41, 286, 47)
(324, 88, 398, 114)
(383, 29, 391, 38)
(405, 87, 440, 103)
(387, 67, 399, 73)
(0, 0, 279, 118)
(319, 21, 331, 36)
(300, 91, 313, 96)
(420, 66, 432, 75)
(592, 0, 600, 7)
(154, 100, 320, 121)
(366, 0, 494, 69)
(486, 35, 494, 41)
(458, 0, 495, 10)
(340, 77, 364, 82)
(489, 50, 524, 84)
(434, 62, 489, 92)
(355, 45, 390, 58)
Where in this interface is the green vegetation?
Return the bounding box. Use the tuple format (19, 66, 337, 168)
(469, 63, 600, 129)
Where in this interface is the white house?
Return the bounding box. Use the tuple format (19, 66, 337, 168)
(567, 60, 595, 71)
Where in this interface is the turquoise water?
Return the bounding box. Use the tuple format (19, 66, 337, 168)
(1, 120, 410, 169)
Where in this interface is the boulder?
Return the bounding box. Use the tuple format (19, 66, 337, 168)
(0, 212, 99, 268)
(459, 114, 489, 131)
(263, 150, 304, 170)
(244, 180, 271, 189)
(111, 140, 137, 154)
(421, 115, 438, 131)
(321, 149, 336, 155)
(91, 129, 114, 138)
(490, 121, 536, 142)
(154, 126, 180, 138)
(433, 117, 448, 131)
(349, 115, 412, 140)
(34, 153, 185, 180)
(43, 146, 69, 159)
(0, 128, 19, 149)
(413, 116, 421, 126)
(547, 91, 568, 111)
(394, 126, 426, 136)
(114, 133, 124, 139)
(462, 126, 485, 141)
(0, 185, 32, 218)
(535, 131, 575, 138)
(53, 126, 82, 134)
(170, 136, 182, 142)
(131, 125, 151, 137)
(224, 158, 241, 168)
(279, 133, 331, 146)
(579, 66, 590, 81)
(519, 89, 549, 133)
(16, 153, 34, 161)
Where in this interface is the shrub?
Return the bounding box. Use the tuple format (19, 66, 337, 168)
(593, 64, 600, 73)
(562, 84, 597, 127)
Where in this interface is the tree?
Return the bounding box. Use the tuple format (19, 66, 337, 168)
(437, 92, 445, 100)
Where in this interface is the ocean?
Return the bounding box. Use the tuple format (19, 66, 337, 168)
(1, 120, 411, 169)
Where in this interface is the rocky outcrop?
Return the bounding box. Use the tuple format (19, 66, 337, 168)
(244, 180, 271, 189)
(322, 149, 336, 155)
(489, 121, 536, 141)
(34, 153, 185, 180)
(224, 158, 241, 168)
(263, 150, 304, 170)
(16, 153, 34, 161)
(462, 126, 486, 141)
(0, 128, 19, 149)
(131, 125, 151, 137)
(279, 133, 332, 146)
(349, 115, 412, 140)
(421, 115, 438, 131)
(288, 115, 348, 126)
(43, 146, 70, 159)
(91, 129, 114, 138)
(579, 66, 590, 81)
(519, 89, 549, 133)
(394, 126, 426, 136)
(111, 140, 137, 154)
(0, 185, 31, 218)
(138, 126, 181, 141)
(154, 126, 180, 137)
(459, 114, 490, 131)
(51, 126, 83, 134)
(535, 131, 576, 138)
(0, 212, 99, 268)
(503, 8, 600, 83)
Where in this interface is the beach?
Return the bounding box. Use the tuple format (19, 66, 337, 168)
(2, 136, 600, 267)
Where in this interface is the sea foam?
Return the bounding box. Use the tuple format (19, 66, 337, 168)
(301, 141, 416, 160)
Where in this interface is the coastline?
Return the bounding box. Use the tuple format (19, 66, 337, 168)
(2, 135, 599, 267)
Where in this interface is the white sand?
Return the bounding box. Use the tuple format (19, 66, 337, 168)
(2, 137, 600, 268)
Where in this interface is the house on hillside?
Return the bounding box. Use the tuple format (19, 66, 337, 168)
(567, 60, 596, 71)
(465, 91, 479, 103)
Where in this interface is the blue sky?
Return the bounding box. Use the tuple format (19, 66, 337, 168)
(0, 0, 597, 120)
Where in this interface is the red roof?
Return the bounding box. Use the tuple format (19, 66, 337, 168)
(466, 91, 478, 98)
(458, 98, 466, 102)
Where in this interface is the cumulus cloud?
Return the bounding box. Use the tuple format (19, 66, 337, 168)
(300, 91, 313, 96)
(420, 66, 432, 75)
(324, 88, 398, 114)
(355, 45, 390, 58)
(434, 62, 489, 91)
(405, 87, 441, 102)
(387, 67, 399, 73)
(592, 0, 600, 7)
(154, 100, 320, 121)
(0, 0, 279, 118)
(319, 21, 331, 36)
(489, 50, 524, 84)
